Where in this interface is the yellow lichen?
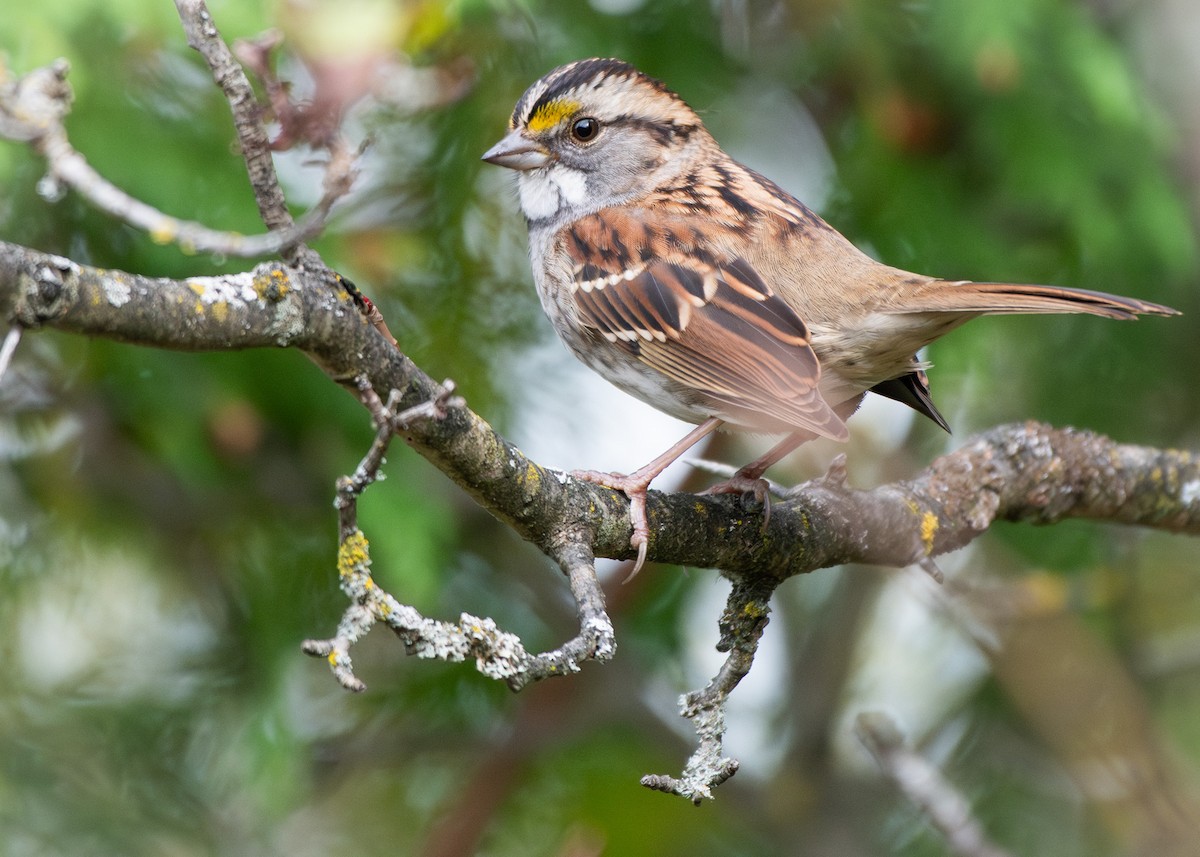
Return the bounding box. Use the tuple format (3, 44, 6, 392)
(252, 268, 291, 302)
(149, 219, 179, 246)
(210, 300, 229, 323)
(528, 98, 581, 132)
(919, 511, 939, 555)
(331, 272, 351, 302)
(338, 529, 371, 577)
(522, 462, 541, 495)
(741, 602, 766, 619)
(270, 268, 290, 296)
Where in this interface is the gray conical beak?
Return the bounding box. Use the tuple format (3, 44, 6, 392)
(482, 130, 553, 171)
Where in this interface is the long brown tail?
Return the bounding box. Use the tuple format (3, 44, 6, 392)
(900, 280, 1180, 320)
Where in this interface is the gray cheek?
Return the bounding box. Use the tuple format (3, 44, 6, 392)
(586, 152, 648, 199)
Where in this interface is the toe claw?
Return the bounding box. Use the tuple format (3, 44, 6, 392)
(572, 468, 654, 580)
(625, 539, 648, 583)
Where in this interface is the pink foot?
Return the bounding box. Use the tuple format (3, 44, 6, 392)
(701, 474, 772, 529)
(572, 469, 651, 578)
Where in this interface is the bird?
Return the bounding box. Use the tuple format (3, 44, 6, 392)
(482, 57, 1179, 575)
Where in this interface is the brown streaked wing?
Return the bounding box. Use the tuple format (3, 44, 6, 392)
(643, 279, 847, 439)
(567, 238, 847, 439)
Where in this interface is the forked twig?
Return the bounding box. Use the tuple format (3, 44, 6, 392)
(641, 577, 774, 802)
(303, 378, 616, 692)
(0, 61, 354, 259)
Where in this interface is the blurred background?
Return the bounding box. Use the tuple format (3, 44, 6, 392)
(2, 0, 1199, 854)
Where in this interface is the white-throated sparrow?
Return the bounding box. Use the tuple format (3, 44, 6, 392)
(483, 58, 1178, 574)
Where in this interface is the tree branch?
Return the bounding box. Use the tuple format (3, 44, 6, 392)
(641, 575, 776, 802)
(301, 378, 615, 691)
(3, 239, 1196, 579)
(0, 60, 352, 259)
(174, 0, 295, 237)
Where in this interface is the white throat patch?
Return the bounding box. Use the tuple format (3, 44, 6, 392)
(517, 165, 588, 221)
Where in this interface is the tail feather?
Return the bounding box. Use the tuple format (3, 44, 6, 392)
(870, 370, 951, 433)
(899, 280, 1180, 321)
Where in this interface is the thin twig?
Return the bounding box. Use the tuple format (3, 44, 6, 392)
(303, 378, 616, 693)
(38, 122, 346, 256)
(508, 538, 616, 692)
(0, 61, 354, 258)
(0, 325, 21, 381)
(641, 577, 775, 801)
(856, 712, 1015, 857)
(173, 0, 295, 236)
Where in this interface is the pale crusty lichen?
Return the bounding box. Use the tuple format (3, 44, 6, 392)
(186, 272, 258, 307)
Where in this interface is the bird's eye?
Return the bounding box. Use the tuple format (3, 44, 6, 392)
(570, 117, 600, 142)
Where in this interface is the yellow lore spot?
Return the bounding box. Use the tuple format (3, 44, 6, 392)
(527, 98, 581, 132)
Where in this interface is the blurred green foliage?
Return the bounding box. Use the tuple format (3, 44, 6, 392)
(2, 0, 1199, 855)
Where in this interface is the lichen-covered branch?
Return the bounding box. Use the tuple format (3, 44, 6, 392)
(6, 239, 1194, 802)
(641, 576, 776, 801)
(301, 526, 546, 691)
(2, 240, 1195, 827)
(0, 242, 323, 350)
(650, 422, 1200, 579)
(3, 239, 1197, 582)
(302, 379, 615, 691)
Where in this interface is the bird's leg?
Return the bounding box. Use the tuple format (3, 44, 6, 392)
(573, 417, 724, 577)
(701, 432, 810, 526)
(702, 395, 866, 525)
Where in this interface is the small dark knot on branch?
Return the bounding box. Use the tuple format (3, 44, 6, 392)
(34, 264, 64, 304)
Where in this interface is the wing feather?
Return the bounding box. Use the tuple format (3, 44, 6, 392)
(562, 211, 847, 440)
